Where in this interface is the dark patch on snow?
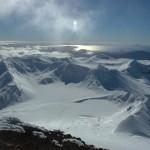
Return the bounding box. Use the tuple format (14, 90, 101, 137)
(127, 60, 150, 81)
(93, 65, 126, 90)
(55, 63, 89, 84)
(74, 96, 109, 103)
(0, 61, 8, 76)
(39, 78, 54, 85)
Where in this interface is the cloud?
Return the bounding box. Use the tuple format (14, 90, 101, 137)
(0, 0, 105, 42)
(0, 0, 34, 17)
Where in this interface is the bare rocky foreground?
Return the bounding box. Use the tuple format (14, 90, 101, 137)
(0, 117, 107, 150)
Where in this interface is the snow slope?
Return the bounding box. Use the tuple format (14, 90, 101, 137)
(0, 43, 150, 150)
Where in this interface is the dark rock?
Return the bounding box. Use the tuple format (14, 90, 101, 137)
(39, 78, 54, 85)
(55, 63, 89, 84)
(0, 117, 108, 150)
(127, 60, 150, 81)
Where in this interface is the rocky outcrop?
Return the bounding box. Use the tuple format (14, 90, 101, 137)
(0, 117, 108, 150)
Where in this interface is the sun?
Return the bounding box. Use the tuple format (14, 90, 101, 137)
(73, 20, 78, 32)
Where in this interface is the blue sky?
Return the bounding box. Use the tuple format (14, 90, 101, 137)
(0, 0, 150, 44)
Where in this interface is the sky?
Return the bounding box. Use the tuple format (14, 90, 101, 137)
(0, 0, 150, 45)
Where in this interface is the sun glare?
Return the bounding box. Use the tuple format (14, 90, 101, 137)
(74, 45, 110, 51)
(73, 20, 78, 32)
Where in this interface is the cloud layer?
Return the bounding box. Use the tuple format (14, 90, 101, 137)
(0, 0, 102, 42)
(0, 0, 149, 44)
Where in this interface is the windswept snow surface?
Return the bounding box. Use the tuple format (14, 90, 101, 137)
(0, 43, 150, 150)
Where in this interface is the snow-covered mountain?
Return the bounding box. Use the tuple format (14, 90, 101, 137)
(0, 60, 22, 109)
(0, 43, 150, 150)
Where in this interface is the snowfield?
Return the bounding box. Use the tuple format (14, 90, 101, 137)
(0, 43, 150, 150)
